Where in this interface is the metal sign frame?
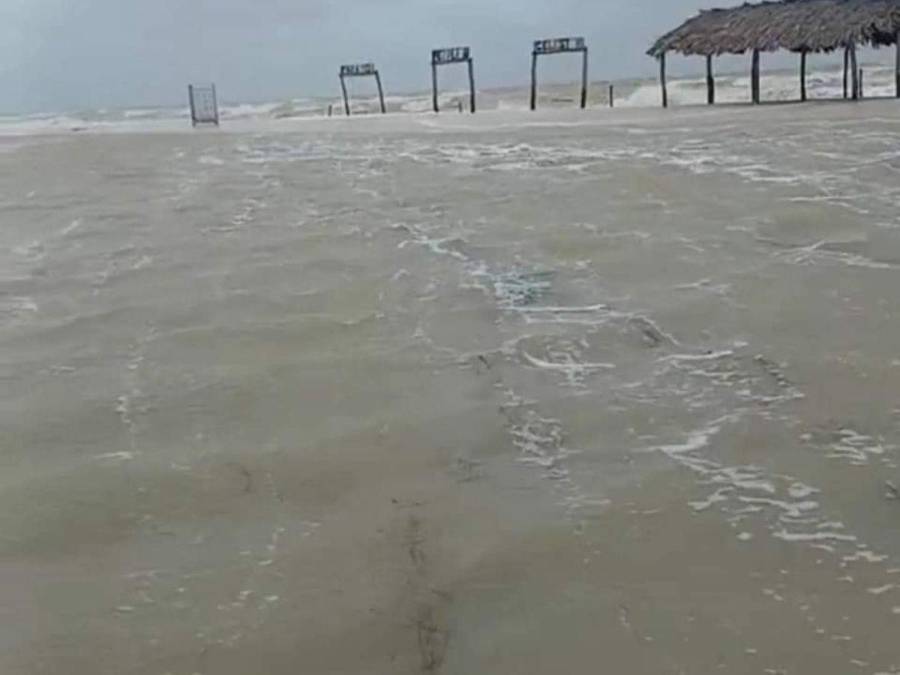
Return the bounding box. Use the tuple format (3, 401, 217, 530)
(530, 37, 589, 110)
(339, 63, 386, 116)
(188, 83, 220, 127)
(431, 47, 476, 114)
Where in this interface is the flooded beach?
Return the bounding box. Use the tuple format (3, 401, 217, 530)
(4, 100, 900, 673)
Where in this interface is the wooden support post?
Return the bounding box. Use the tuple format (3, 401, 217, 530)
(660, 52, 668, 108)
(706, 54, 715, 104)
(896, 31, 900, 98)
(432, 63, 439, 113)
(468, 58, 476, 113)
(751, 49, 760, 104)
(580, 48, 589, 109)
(800, 51, 807, 102)
(859, 68, 864, 99)
(375, 72, 386, 114)
(340, 76, 350, 116)
(530, 52, 538, 111)
(609, 84, 614, 107)
(850, 43, 859, 100)
(843, 47, 849, 99)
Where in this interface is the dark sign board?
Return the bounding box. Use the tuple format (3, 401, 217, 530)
(340, 63, 377, 78)
(432, 47, 471, 65)
(533, 37, 586, 54)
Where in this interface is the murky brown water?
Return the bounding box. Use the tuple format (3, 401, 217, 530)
(4, 102, 900, 674)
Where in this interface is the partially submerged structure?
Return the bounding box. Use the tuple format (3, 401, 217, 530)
(648, 0, 900, 107)
(339, 63, 387, 116)
(531, 37, 589, 110)
(188, 84, 219, 127)
(432, 47, 476, 114)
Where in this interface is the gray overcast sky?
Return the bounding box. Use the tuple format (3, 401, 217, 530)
(0, 0, 880, 113)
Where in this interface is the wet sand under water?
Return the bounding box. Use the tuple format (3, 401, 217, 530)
(4, 102, 900, 673)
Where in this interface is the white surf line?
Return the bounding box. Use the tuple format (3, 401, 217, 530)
(515, 303, 611, 314)
(658, 349, 735, 363)
(773, 239, 898, 271)
(94, 451, 137, 463)
(60, 218, 82, 236)
(521, 351, 616, 372)
(773, 530, 857, 543)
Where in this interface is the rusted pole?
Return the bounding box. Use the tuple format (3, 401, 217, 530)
(800, 50, 807, 102)
(340, 75, 351, 116)
(660, 52, 668, 108)
(468, 58, 476, 113)
(609, 84, 614, 107)
(432, 62, 439, 113)
(530, 51, 538, 111)
(850, 43, 859, 100)
(375, 71, 386, 114)
(751, 49, 760, 104)
(580, 48, 588, 109)
(706, 54, 715, 104)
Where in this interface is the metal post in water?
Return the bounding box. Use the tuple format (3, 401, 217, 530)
(211, 84, 219, 126)
(660, 52, 668, 108)
(800, 51, 807, 102)
(751, 49, 760, 104)
(188, 85, 197, 126)
(896, 31, 900, 98)
(432, 62, 439, 113)
(843, 47, 849, 99)
(580, 48, 588, 109)
(375, 71, 386, 114)
(468, 58, 476, 113)
(340, 75, 351, 116)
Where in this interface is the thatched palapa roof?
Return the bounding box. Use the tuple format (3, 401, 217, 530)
(648, 0, 900, 57)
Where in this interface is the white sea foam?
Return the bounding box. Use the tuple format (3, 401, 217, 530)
(521, 351, 615, 373)
(773, 530, 857, 543)
(0, 296, 39, 320)
(659, 350, 735, 363)
(94, 452, 137, 462)
(60, 219, 82, 236)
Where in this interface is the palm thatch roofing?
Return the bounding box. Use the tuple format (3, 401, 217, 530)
(648, 0, 900, 57)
